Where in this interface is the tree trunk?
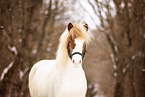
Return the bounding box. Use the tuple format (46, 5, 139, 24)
(0, 54, 21, 97)
(114, 80, 124, 97)
(0, 0, 42, 96)
(114, 60, 124, 97)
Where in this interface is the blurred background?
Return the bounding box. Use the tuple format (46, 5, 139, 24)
(0, 0, 144, 97)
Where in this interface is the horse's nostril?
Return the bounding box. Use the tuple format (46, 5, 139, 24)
(79, 60, 81, 64)
(73, 60, 75, 63)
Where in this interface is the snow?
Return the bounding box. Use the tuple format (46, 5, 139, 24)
(120, 2, 125, 8)
(19, 67, 29, 81)
(88, 83, 105, 97)
(110, 53, 114, 58)
(114, 72, 117, 77)
(47, 47, 51, 52)
(143, 33, 145, 39)
(93, 84, 99, 93)
(131, 55, 136, 60)
(19, 39, 22, 42)
(114, 45, 118, 53)
(0, 26, 4, 28)
(0, 61, 14, 81)
(88, 83, 93, 89)
(44, 10, 48, 15)
(113, 64, 117, 70)
(122, 68, 126, 73)
(7, 45, 18, 55)
(110, 53, 117, 70)
(94, 95, 105, 97)
(32, 49, 37, 54)
(122, 64, 130, 74)
(132, 51, 144, 60)
(142, 69, 145, 72)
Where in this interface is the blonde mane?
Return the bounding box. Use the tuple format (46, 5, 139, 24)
(56, 23, 93, 68)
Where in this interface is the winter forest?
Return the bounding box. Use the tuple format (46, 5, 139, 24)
(0, 0, 144, 97)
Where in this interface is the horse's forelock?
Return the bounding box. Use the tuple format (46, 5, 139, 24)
(68, 23, 92, 44)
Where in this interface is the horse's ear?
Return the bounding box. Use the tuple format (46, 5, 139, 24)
(68, 23, 73, 31)
(84, 23, 88, 31)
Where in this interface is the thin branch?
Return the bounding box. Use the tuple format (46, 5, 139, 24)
(7, 45, 18, 55)
(87, 0, 98, 16)
(78, 0, 98, 27)
(37, 0, 52, 52)
(0, 61, 15, 81)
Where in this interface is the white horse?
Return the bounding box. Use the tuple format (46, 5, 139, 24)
(28, 23, 93, 97)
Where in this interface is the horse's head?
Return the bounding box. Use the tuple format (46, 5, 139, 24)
(67, 23, 90, 68)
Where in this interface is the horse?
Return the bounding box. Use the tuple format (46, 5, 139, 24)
(28, 23, 93, 97)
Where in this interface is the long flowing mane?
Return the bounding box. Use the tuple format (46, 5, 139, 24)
(56, 23, 93, 68)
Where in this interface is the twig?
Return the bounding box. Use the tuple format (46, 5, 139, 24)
(0, 60, 15, 81)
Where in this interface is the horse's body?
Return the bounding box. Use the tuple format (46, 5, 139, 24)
(29, 59, 87, 97)
(29, 23, 93, 97)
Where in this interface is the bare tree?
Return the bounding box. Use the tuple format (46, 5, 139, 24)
(86, 0, 145, 97)
(0, 0, 43, 96)
(37, 0, 71, 59)
(0, 0, 75, 96)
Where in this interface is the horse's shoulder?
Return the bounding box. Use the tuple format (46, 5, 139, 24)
(29, 59, 56, 82)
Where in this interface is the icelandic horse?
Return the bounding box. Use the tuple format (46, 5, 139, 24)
(28, 23, 93, 97)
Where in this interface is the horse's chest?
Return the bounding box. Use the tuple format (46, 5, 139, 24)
(54, 69, 87, 97)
